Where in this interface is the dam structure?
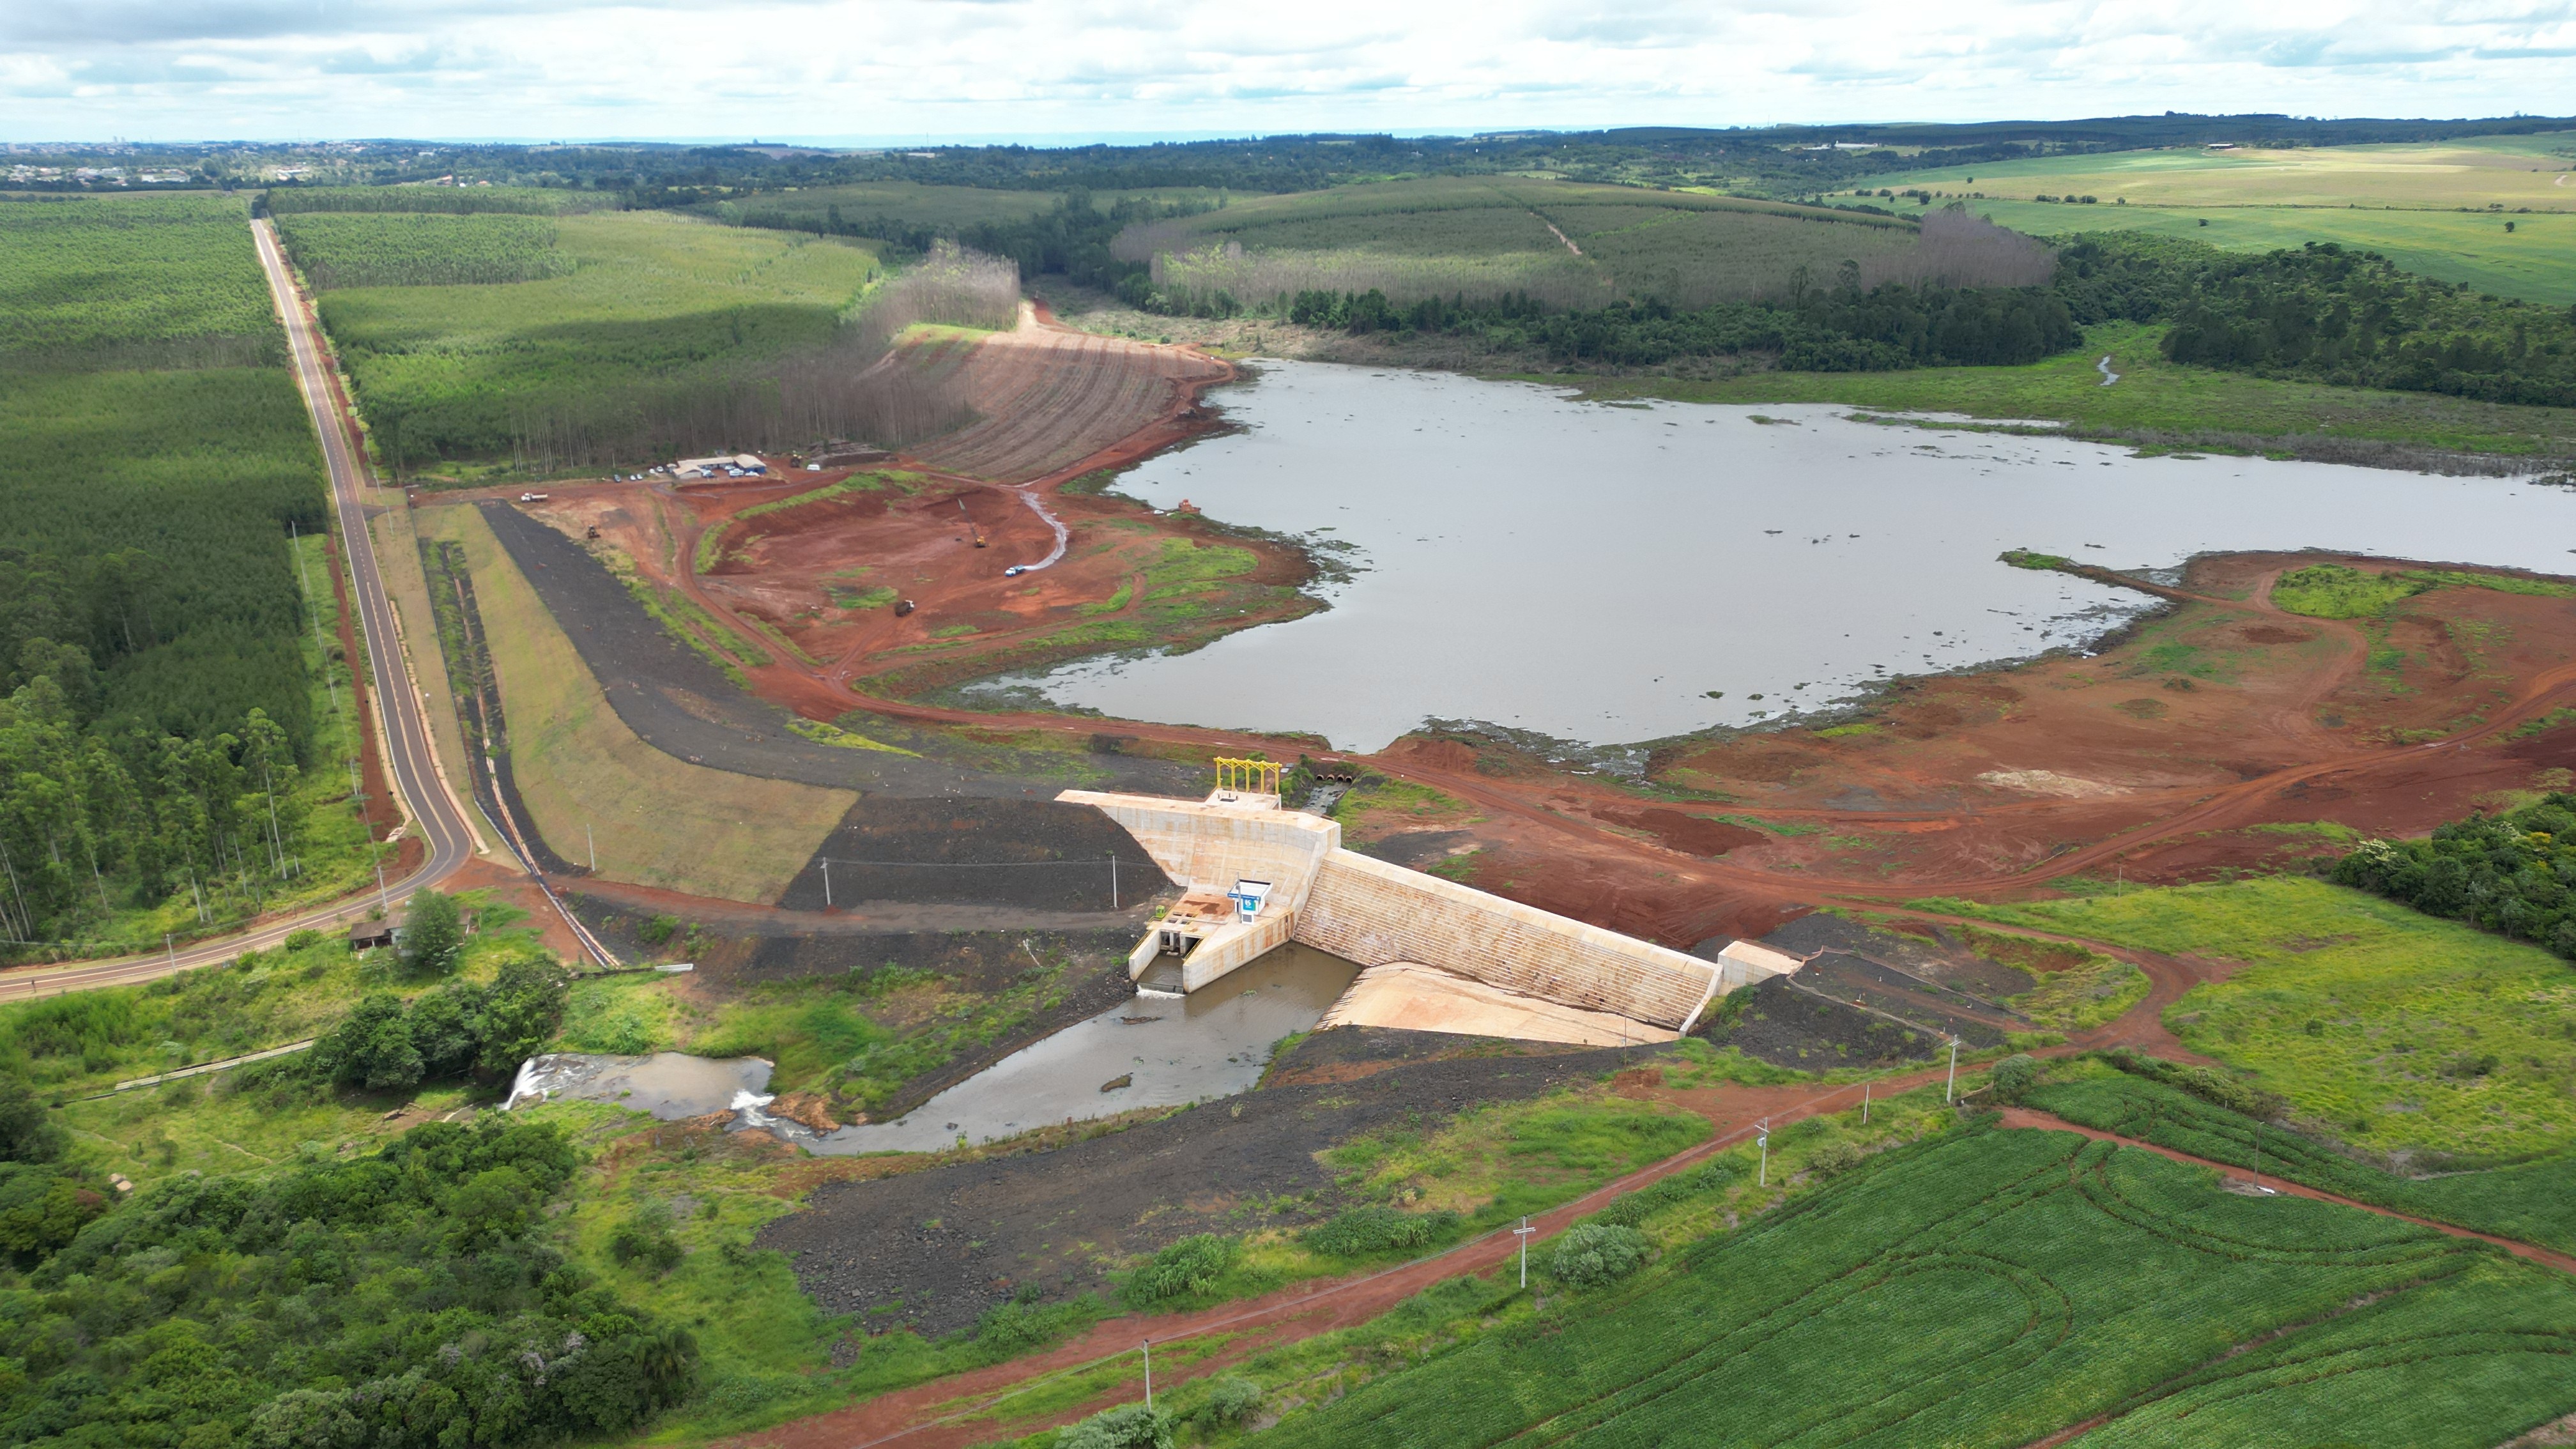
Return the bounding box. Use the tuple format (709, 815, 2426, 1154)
(1061, 763, 1801, 1045)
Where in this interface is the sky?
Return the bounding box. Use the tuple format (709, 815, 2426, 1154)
(4, 0, 2573, 144)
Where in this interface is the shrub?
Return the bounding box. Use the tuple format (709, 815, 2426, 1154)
(1193, 1376, 1262, 1425)
(1121, 1234, 1236, 1308)
(283, 929, 324, 951)
(608, 1205, 685, 1275)
(640, 914, 682, 947)
(1551, 1223, 1652, 1288)
(1806, 1140, 1867, 1177)
(1301, 1206, 1462, 1259)
(1057, 1404, 1175, 1449)
(1987, 1054, 2043, 1104)
(1590, 1158, 1738, 1229)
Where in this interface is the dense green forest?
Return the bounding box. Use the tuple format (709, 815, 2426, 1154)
(0, 1116, 693, 1446)
(2063, 234, 2576, 406)
(2333, 792, 2576, 956)
(275, 213, 576, 288)
(0, 195, 347, 952)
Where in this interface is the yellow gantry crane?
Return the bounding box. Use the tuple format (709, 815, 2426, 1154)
(1212, 756, 1281, 797)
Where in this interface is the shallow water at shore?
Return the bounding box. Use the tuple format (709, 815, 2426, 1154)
(504, 1052, 772, 1119)
(776, 942, 1358, 1154)
(999, 361, 2576, 751)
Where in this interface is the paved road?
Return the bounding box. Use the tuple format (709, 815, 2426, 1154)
(0, 222, 477, 1000)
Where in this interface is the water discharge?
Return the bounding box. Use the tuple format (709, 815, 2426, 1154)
(999, 361, 2576, 751)
(772, 943, 1358, 1154)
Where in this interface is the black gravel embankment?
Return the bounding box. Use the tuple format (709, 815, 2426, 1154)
(757, 1038, 1663, 1338)
(475, 500, 1198, 799)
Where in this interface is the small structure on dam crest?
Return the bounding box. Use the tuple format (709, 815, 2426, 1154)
(1061, 763, 1802, 1044)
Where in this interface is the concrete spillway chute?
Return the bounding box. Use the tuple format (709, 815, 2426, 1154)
(1063, 767, 1804, 1045)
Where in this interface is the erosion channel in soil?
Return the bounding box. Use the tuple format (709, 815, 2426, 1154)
(1002, 362, 2576, 751)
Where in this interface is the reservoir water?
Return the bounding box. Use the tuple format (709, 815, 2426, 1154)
(1000, 361, 2576, 753)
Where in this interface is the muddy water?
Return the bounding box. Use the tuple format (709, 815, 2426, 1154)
(1001, 361, 2576, 751)
(505, 1052, 774, 1118)
(784, 942, 1358, 1154)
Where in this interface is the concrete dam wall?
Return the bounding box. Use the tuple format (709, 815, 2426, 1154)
(1060, 788, 1795, 1034)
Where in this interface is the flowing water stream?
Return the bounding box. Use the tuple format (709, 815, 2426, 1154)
(988, 360, 2576, 753)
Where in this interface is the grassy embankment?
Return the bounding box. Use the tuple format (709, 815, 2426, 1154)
(1914, 875, 2576, 1162)
(1552, 317, 2576, 461)
(303, 209, 882, 476)
(413, 504, 852, 902)
(1848, 134, 2576, 302)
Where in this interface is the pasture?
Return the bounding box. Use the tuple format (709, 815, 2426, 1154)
(1257, 1126, 2576, 1448)
(312, 210, 882, 468)
(1925, 877, 2576, 1162)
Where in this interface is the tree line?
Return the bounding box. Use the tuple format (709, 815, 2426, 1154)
(2333, 793, 2576, 958)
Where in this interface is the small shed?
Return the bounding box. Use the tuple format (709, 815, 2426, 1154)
(348, 916, 399, 951)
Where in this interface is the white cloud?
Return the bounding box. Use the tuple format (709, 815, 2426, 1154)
(3, 0, 2571, 141)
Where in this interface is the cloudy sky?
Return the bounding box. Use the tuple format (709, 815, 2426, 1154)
(5, 0, 2573, 143)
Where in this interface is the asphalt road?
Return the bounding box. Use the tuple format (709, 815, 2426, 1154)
(0, 222, 477, 1000)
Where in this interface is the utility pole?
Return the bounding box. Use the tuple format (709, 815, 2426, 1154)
(1141, 1340, 1152, 1410)
(821, 859, 831, 908)
(1514, 1216, 1536, 1287)
(166, 933, 176, 969)
(376, 861, 389, 916)
(586, 823, 596, 873)
(1945, 1038, 1959, 1103)
(1758, 1121, 1770, 1186)
(1862, 1081, 1871, 1125)
(1110, 852, 1119, 910)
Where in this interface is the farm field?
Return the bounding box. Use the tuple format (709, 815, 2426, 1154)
(413, 503, 854, 902)
(1853, 135, 2576, 214)
(309, 209, 883, 470)
(1851, 135, 2576, 302)
(1255, 1126, 2576, 1449)
(1928, 877, 2576, 1161)
(1126, 175, 1923, 309)
(2025, 1060, 2576, 1255)
(708, 181, 1220, 233)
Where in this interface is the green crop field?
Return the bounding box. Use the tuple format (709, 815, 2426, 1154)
(0, 193, 279, 365)
(275, 211, 574, 287)
(309, 210, 882, 469)
(2027, 1060, 2576, 1255)
(1130, 176, 1922, 309)
(1920, 877, 2576, 1162)
(264, 184, 601, 215)
(1259, 1125, 2576, 1448)
(1848, 135, 2576, 303)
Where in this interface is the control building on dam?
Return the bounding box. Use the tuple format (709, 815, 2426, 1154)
(1061, 763, 1802, 1047)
